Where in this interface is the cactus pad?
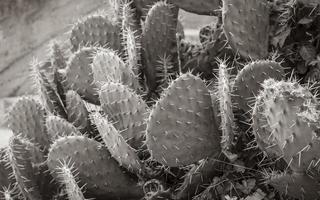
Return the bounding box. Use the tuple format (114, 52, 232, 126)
(233, 60, 285, 113)
(252, 94, 283, 158)
(222, 0, 269, 59)
(217, 61, 236, 154)
(46, 115, 81, 140)
(47, 136, 143, 199)
(265, 171, 320, 199)
(7, 137, 45, 200)
(65, 47, 99, 105)
(55, 161, 86, 200)
(260, 79, 320, 171)
(31, 60, 67, 118)
(141, 1, 178, 95)
(70, 14, 122, 52)
(92, 49, 140, 91)
(6, 97, 50, 150)
(92, 113, 142, 174)
(146, 73, 221, 167)
(65, 90, 91, 134)
(99, 82, 148, 149)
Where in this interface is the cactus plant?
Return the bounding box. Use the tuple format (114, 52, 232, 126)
(4, 1, 320, 199)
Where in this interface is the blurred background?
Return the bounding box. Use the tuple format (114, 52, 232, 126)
(0, 0, 216, 146)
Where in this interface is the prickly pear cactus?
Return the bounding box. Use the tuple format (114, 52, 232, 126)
(146, 73, 221, 167)
(222, 0, 270, 59)
(252, 93, 283, 158)
(31, 60, 67, 119)
(176, 157, 224, 199)
(0, 150, 13, 191)
(217, 61, 237, 155)
(55, 162, 86, 200)
(99, 82, 148, 149)
(65, 90, 91, 134)
(70, 14, 122, 52)
(92, 112, 142, 174)
(46, 115, 81, 140)
(47, 136, 144, 199)
(65, 47, 99, 105)
(5, 0, 320, 199)
(258, 79, 320, 172)
(6, 97, 50, 150)
(123, 28, 141, 76)
(92, 48, 140, 91)
(49, 40, 67, 70)
(133, 0, 159, 17)
(264, 171, 320, 199)
(7, 137, 46, 200)
(141, 1, 178, 96)
(233, 60, 285, 113)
